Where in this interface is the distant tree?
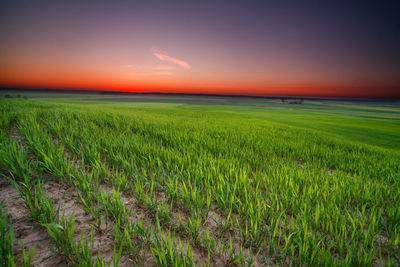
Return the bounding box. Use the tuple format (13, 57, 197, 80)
(4, 94, 12, 98)
(17, 94, 21, 98)
(288, 99, 304, 104)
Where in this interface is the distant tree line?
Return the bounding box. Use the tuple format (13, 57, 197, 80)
(4, 94, 27, 99)
(281, 98, 304, 104)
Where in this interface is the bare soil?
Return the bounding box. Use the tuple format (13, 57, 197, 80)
(0, 184, 66, 267)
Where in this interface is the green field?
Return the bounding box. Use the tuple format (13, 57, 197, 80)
(1, 93, 399, 266)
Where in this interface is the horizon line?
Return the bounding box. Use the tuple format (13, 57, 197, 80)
(1, 87, 400, 101)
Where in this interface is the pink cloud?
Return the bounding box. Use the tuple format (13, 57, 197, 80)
(152, 48, 192, 69)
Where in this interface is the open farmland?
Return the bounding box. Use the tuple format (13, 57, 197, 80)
(0, 94, 399, 266)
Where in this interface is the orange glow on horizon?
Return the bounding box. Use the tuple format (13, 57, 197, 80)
(1, 77, 399, 99)
(1, 49, 398, 98)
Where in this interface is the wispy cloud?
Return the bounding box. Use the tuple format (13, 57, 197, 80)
(152, 47, 192, 69)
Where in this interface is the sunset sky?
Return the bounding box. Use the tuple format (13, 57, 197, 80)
(1, 1, 399, 98)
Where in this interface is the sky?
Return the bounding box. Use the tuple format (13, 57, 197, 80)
(1, 0, 399, 98)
